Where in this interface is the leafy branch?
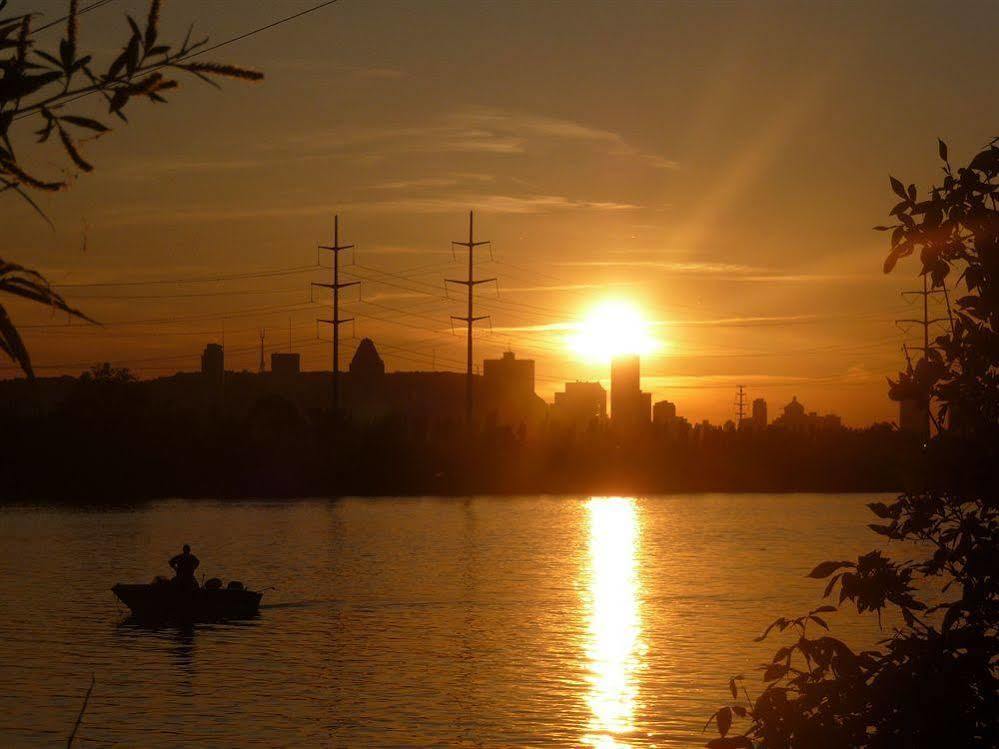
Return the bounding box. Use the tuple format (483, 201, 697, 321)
(0, 0, 263, 377)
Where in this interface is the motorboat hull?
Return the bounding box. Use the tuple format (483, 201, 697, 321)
(112, 582, 263, 623)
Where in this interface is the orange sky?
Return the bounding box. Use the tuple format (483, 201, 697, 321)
(3, 0, 997, 425)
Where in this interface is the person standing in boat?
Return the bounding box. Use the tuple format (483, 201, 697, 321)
(169, 544, 200, 589)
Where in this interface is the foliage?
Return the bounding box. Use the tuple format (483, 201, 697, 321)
(0, 0, 262, 377)
(80, 362, 134, 384)
(706, 139, 999, 748)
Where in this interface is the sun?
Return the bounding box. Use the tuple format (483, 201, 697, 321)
(567, 300, 660, 363)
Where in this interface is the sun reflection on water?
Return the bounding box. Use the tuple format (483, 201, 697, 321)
(584, 496, 645, 748)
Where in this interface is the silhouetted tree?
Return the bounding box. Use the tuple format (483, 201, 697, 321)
(705, 139, 998, 748)
(0, 0, 262, 376)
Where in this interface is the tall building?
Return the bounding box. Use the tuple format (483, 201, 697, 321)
(481, 351, 545, 430)
(552, 381, 607, 426)
(201, 343, 224, 385)
(483, 351, 534, 398)
(752, 398, 768, 429)
(611, 354, 651, 428)
(270, 353, 301, 378)
(652, 399, 676, 424)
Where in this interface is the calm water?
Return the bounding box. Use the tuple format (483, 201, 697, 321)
(0, 494, 893, 747)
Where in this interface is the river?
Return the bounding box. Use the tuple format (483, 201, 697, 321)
(0, 494, 893, 747)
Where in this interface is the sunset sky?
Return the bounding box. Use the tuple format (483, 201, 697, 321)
(4, 0, 997, 425)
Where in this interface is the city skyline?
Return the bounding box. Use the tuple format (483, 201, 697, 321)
(2, 0, 996, 426)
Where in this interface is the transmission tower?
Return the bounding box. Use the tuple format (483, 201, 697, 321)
(896, 274, 950, 357)
(734, 384, 747, 425)
(446, 211, 494, 425)
(314, 215, 359, 411)
(259, 328, 266, 372)
(895, 275, 951, 435)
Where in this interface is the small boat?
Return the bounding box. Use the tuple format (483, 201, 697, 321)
(112, 579, 263, 623)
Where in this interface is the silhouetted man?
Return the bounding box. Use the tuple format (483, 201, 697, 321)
(169, 544, 200, 589)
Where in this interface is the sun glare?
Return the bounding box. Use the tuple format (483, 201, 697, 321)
(568, 300, 660, 363)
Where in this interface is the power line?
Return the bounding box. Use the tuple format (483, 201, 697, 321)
(15, 0, 345, 121)
(32, 0, 118, 33)
(54, 265, 318, 288)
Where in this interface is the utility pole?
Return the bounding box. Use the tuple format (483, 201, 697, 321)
(314, 214, 359, 412)
(259, 329, 266, 373)
(734, 384, 747, 426)
(446, 211, 494, 425)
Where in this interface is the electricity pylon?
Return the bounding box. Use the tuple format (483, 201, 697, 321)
(896, 274, 951, 435)
(734, 384, 747, 425)
(314, 215, 359, 411)
(896, 274, 950, 357)
(446, 211, 494, 425)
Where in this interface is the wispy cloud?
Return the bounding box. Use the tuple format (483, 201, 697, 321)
(554, 259, 886, 283)
(103, 193, 638, 225)
(294, 106, 677, 168)
(555, 260, 759, 274)
(371, 173, 496, 191)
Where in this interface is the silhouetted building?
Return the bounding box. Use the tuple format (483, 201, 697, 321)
(653, 399, 689, 438)
(481, 351, 545, 430)
(270, 353, 301, 379)
(611, 354, 651, 429)
(899, 397, 929, 436)
(773, 395, 843, 432)
(350, 338, 385, 378)
(483, 351, 534, 397)
(653, 399, 676, 424)
(751, 398, 767, 429)
(201, 343, 224, 385)
(552, 381, 606, 427)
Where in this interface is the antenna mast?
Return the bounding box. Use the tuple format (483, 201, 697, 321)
(259, 329, 266, 372)
(314, 214, 359, 411)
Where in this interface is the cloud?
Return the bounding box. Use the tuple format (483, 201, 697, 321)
(455, 107, 679, 169)
(371, 173, 496, 190)
(553, 259, 887, 283)
(103, 193, 638, 225)
(555, 260, 760, 274)
(294, 106, 677, 168)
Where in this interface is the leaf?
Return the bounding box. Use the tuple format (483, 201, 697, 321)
(813, 605, 836, 613)
(938, 138, 948, 162)
(0, 302, 32, 377)
(59, 115, 110, 133)
(717, 706, 732, 737)
(868, 524, 893, 536)
(58, 129, 93, 172)
(762, 663, 789, 681)
(809, 614, 829, 630)
(754, 617, 786, 642)
(729, 678, 738, 700)
(890, 175, 907, 199)
(867, 502, 892, 518)
(180, 62, 264, 81)
(807, 560, 850, 579)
